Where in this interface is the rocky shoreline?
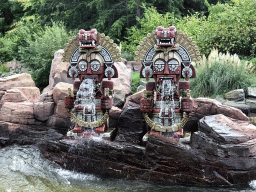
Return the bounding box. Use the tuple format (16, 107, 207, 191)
(1, 49, 256, 186)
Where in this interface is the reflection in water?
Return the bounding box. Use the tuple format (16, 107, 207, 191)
(0, 145, 255, 192)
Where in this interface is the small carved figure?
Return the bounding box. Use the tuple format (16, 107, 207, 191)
(136, 26, 201, 142)
(64, 29, 121, 139)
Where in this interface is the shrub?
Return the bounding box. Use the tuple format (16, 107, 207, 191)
(123, 5, 174, 53)
(0, 63, 10, 74)
(191, 49, 253, 98)
(131, 72, 141, 93)
(19, 21, 73, 89)
(178, 0, 256, 57)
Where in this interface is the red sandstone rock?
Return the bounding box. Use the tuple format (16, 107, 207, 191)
(49, 49, 74, 90)
(55, 100, 70, 118)
(0, 102, 35, 125)
(192, 98, 249, 121)
(52, 82, 73, 105)
(123, 90, 144, 108)
(34, 101, 55, 122)
(15, 87, 40, 102)
(1, 89, 28, 102)
(0, 73, 35, 91)
(111, 62, 132, 104)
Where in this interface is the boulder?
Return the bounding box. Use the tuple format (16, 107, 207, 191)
(246, 98, 256, 113)
(109, 106, 123, 128)
(0, 121, 28, 132)
(34, 101, 55, 122)
(248, 87, 256, 98)
(126, 61, 142, 73)
(185, 98, 250, 133)
(123, 90, 144, 109)
(46, 115, 71, 131)
(1, 89, 28, 102)
(54, 100, 70, 118)
(224, 89, 245, 102)
(0, 73, 35, 91)
(14, 87, 40, 102)
(191, 98, 249, 121)
(52, 82, 73, 104)
(222, 100, 250, 115)
(112, 62, 132, 105)
(137, 85, 145, 92)
(0, 102, 35, 125)
(49, 49, 74, 90)
(115, 106, 147, 145)
(191, 114, 256, 184)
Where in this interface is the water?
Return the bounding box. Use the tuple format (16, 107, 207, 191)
(0, 145, 255, 192)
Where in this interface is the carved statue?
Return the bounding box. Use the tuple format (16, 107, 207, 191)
(136, 26, 201, 142)
(64, 29, 121, 139)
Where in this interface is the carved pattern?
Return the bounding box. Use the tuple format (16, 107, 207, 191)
(98, 33, 121, 62)
(63, 36, 79, 62)
(135, 30, 201, 62)
(63, 33, 121, 63)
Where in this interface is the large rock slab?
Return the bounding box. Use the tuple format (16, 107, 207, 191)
(112, 62, 132, 105)
(0, 102, 35, 125)
(1, 87, 40, 103)
(224, 89, 245, 102)
(0, 73, 35, 91)
(52, 82, 73, 104)
(198, 114, 256, 144)
(248, 87, 256, 98)
(1, 89, 28, 102)
(49, 49, 74, 90)
(34, 101, 55, 122)
(15, 87, 40, 102)
(33, 93, 55, 122)
(115, 106, 147, 145)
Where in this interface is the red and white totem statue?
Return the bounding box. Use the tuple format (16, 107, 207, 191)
(136, 26, 201, 142)
(64, 29, 121, 139)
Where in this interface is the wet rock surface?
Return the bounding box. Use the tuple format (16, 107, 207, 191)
(0, 123, 64, 147)
(37, 98, 256, 187)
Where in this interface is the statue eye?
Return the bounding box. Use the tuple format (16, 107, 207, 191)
(154, 59, 165, 71)
(78, 60, 87, 71)
(91, 60, 101, 71)
(168, 59, 179, 71)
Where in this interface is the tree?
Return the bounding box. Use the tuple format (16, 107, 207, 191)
(0, 0, 24, 35)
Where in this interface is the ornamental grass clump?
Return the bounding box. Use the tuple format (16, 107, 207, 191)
(191, 49, 253, 98)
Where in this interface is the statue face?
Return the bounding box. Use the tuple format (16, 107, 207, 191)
(79, 29, 98, 48)
(77, 52, 105, 82)
(156, 26, 176, 47)
(152, 54, 181, 84)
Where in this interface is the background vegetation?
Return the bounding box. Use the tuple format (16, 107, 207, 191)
(0, 0, 255, 96)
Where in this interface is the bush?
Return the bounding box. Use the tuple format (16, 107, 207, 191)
(131, 72, 141, 93)
(177, 0, 256, 57)
(121, 52, 135, 61)
(191, 49, 253, 98)
(0, 63, 10, 74)
(18, 21, 73, 89)
(123, 5, 174, 53)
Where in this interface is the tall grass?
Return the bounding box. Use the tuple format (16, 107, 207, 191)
(191, 49, 254, 98)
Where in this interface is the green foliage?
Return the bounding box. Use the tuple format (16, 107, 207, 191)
(18, 21, 72, 89)
(121, 52, 135, 61)
(131, 72, 141, 93)
(178, 0, 256, 57)
(3, 16, 42, 60)
(0, 63, 10, 74)
(191, 49, 254, 98)
(0, 38, 14, 62)
(0, 0, 24, 35)
(123, 5, 174, 52)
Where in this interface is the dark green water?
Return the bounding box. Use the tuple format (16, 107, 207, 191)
(0, 145, 255, 192)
